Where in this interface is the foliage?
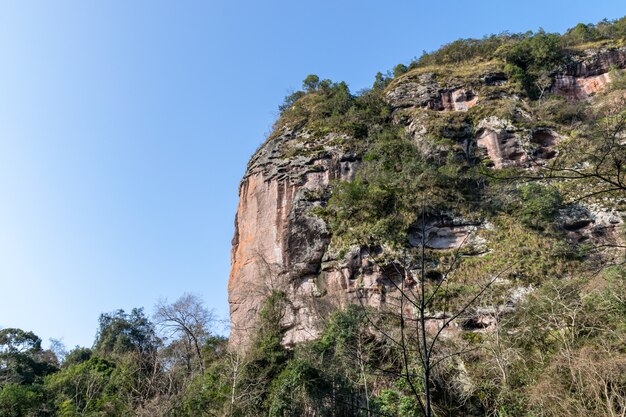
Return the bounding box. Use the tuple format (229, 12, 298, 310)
(414, 33, 515, 67)
(372, 385, 422, 417)
(302, 74, 320, 92)
(176, 361, 230, 417)
(229, 292, 291, 416)
(401, 18, 626, 99)
(267, 359, 331, 417)
(0, 329, 58, 386)
(372, 71, 392, 90)
(393, 64, 408, 78)
(45, 356, 124, 416)
(498, 30, 564, 72)
(276, 74, 392, 153)
(516, 183, 562, 230)
(410, 17, 626, 72)
(94, 308, 159, 357)
(62, 347, 92, 367)
(562, 22, 603, 45)
(324, 127, 472, 247)
(0, 383, 50, 417)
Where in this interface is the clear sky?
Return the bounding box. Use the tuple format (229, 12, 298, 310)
(0, 0, 624, 349)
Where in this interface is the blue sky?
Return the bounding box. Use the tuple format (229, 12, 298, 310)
(0, 0, 624, 349)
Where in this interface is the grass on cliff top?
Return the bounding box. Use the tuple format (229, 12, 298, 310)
(567, 37, 626, 52)
(386, 59, 504, 90)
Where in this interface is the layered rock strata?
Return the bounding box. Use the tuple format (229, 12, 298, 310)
(553, 47, 626, 100)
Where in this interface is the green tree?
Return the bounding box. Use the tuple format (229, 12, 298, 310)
(0, 329, 57, 386)
(302, 74, 320, 92)
(231, 292, 290, 416)
(393, 64, 408, 78)
(562, 23, 601, 45)
(267, 359, 332, 417)
(94, 308, 159, 357)
(372, 71, 391, 90)
(62, 347, 93, 367)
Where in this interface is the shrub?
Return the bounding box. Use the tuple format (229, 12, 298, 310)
(517, 183, 562, 230)
(278, 90, 305, 112)
(413, 34, 513, 67)
(324, 127, 472, 247)
(0, 384, 49, 417)
(45, 356, 125, 416)
(267, 359, 331, 417)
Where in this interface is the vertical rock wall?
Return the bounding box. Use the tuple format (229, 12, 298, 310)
(228, 129, 358, 347)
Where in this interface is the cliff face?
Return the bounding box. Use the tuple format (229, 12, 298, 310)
(553, 47, 626, 99)
(228, 47, 626, 348)
(228, 129, 359, 346)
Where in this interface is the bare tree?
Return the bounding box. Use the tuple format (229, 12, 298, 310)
(358, 210, 509, 417)
(154, 293, 215, 375)
(535, 71, 553, 102)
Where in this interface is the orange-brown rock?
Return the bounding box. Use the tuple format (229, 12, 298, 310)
(553, 73, 611, 100)
(228, 128, 362, 347)
(553, 47, 626, 100)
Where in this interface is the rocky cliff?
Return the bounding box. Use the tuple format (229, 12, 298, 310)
(228, 46, 626, 348)
(228, 128, 358, 346)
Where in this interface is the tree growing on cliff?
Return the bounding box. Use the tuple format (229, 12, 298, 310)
(393, 64, 408, 78)
(354, 218, 508, 417)
(302, 74, 320, 92)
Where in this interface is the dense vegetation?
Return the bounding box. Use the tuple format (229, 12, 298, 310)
(4, 16, 626, 417)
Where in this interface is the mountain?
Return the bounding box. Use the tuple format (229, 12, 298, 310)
(229, 38, 626, 348)
(224, 24, 626, 415)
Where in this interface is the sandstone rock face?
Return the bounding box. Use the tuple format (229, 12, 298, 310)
(228, 128, 361, 347)
(564, 47, 626, 77)
(228, 48, 626, 349)
(474, 118, 563, 168)
(476, 117, 527, 168)
(385, 72, 481, 112)
(557, 205, 623, 245)
(553, 72, 612, 100)
(408, 215, 487, 252)
(553, 47, 626, 100)
(228, 123, 492, 348)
